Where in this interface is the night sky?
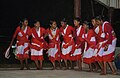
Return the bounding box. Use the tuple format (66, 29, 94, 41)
(1, 0, 74, 38)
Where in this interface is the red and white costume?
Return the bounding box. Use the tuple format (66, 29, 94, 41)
(13, 26, 31, 60)
(72, 25, 85, 61)
(47, 28, 61, 62)
(94, 25, 107, 62)
(60, 25, 75, 60)
(102, 21, 116, 62)
(31, 27, 46, 61)
(83, 29, 96, 64)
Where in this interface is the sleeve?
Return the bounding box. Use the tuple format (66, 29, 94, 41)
(85, 30, 93, 43)
(27, 27, 32, 36)
(42, 27, 46, 34)
(46, 28, 49, 35)
(79, 27, 85, 42)
(59, 27, 63, 33)
(43, 28, 48, 38)
(70, 26, 76, 38)
(13, 27, 19, 38)
(104, 23, 112, 44)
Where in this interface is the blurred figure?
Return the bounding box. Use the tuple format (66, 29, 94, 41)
(82, 21, 96, 72)
(10, 18, 31, 70)
(30, 20, 47, 70)
(73, 17, 85, 70)
(95, 16, 116, 75)
(46, 20, 62, 70)
(60, 18, 75, 70)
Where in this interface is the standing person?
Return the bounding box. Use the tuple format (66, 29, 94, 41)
(73, 17, 85, 70)
(46, 20, 61, 70)
(83, 21, 96, 72)
(93, 17, 106, 74)
(9, 18, 31, 70)
(95, 16, 116, 75)
(30, 20, 47, 70)
(60, 18, 75, 70)
(91, 18, 100, 72)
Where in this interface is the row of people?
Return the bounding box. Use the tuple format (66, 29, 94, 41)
(5, 16, 117, 75)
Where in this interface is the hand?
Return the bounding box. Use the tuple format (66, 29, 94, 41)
(46, 51, 49, 54)
(63, 44, 68, 48)
(104, 44, 108, 51)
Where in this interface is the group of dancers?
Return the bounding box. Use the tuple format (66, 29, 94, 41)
(6, 16, 117, 75)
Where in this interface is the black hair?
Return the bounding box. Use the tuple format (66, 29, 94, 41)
(20, 18, 28, 23)
(34, 20, 40, 24)
(83, 21, 89, 26)
(19, 18, 28, 29)
(83, 21, 91, 29)
(61, 18, 67, 23)
(50, 20, 56, 25)
(95, 16, 102, 21)
(95, 15, 106, 21)
(74, 17, 81, 22)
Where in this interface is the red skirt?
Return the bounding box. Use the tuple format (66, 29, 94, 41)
(31, 55, 44, 61)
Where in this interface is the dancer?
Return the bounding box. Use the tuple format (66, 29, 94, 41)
(46, 20, 61, 69)
(9, 18, 31, 70)
(31, 20, 47, 70)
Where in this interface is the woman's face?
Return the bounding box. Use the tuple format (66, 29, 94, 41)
(61, 21, 66, 27)
(83, 24, 88, 29)
(22, 20, 28, 26)
(95, 20, 101, 26)
(74, 20, 80, 27)
(51, 21, 57, 28)
(34, 21, 40, 28)
(91, 19, 96, 27)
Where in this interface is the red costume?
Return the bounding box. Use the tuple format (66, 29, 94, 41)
(31, 27, 47, 61)
(13, 26, 31, 60)
(83, 29, 96, 64)
(72, 25, 85, 61)
(60, 25, 75, 60)
(47, 28, 61, 62)
(102, 21, 116, 62)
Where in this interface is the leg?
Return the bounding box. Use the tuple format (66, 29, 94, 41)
(39, 60, 43, 70)
(20, 60, 24, 70)
(64, 60, 68, 70)
(93, 62, 99, 72)
(58, 60, 62, 69)
(70, 60, 74, 69)
(98, 62, 103, 73)
(52, 61, 56, 70)
(98, 62, 103, 70)
(78, 60, 82, 70)
(100, 61, 107, 75)
(25, 59, 30, 70)
(88, 63, 93, 72)
(34, 60, 39, 70)
(108, 62, 116, 75)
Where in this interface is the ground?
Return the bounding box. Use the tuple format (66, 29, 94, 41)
(0, 68, 120, 78)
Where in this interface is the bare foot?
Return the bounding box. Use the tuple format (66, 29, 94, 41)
(64, 67, 69, 70)
(112, 72, 117, 75)
(100, 72, 107, 75)
(26, 66, 30, 70)
(20, 67, 24, 70)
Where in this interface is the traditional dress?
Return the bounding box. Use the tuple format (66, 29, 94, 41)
(102, 21, 116, 62)
(30, 27, 47, 61)
(83, 29, 96, 64)
(13, 26, 31, 60)
(47, 28, 61, 62)
(94, 25, 107, 62)
(60, 25, 75, 60)
(72, 25, 85, 61)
